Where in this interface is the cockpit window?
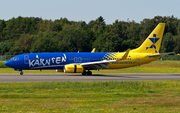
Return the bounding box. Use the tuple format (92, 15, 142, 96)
(11, 58, 19, 61)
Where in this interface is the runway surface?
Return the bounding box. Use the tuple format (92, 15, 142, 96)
(0, 73, 180, 82)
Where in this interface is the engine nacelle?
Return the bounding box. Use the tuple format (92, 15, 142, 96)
(64, 64, 84, 73)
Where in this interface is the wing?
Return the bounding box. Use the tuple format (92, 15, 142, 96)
(80, 49, 130, 70)
(148, 52, 174, 57)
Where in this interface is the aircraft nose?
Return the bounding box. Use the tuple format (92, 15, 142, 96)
(4, 60, 12, 67)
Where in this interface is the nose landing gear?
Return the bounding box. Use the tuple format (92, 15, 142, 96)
(14, 69, 23, 75)
(20, 71, 23, 75)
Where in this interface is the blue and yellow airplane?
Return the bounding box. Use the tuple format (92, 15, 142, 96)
(4, 23, 173, 75)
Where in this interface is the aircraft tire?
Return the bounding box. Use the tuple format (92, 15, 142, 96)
(87, 71, 92, 75)
(20, 71, 23, 75)
(82, 70, 87, 75)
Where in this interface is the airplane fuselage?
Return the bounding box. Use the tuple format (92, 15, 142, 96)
(5, 52, 160, 70)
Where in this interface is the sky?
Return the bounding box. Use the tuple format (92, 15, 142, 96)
(0, 0, 179, 24)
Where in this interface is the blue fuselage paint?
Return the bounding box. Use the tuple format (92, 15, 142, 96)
(4, 52, 108, 70)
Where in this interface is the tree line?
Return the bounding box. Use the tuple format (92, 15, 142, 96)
(0, 15, 180, 55)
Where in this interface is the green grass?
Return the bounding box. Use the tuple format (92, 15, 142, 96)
(0, 81, 180, 112)
(0, 61, 8, 68)
(1, 60, 180, 73)
(149, 60, 180, 65)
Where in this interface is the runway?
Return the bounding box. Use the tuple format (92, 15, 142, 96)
(0, 73, 180, 82)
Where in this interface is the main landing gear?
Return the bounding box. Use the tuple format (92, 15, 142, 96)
(82, 70, 92, 75)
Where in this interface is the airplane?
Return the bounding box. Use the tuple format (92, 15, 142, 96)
(4, 23, 174, 75)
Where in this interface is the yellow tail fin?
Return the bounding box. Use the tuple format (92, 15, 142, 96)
(131, 23, 165, 53)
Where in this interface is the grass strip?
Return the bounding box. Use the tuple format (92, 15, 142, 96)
(0, 81, 180, 112)
(0, 61, 8, 68)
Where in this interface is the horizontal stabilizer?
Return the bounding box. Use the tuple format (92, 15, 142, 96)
(148, 52, 174, 57)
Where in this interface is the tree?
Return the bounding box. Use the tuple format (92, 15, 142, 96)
(58, 27, 91, 52)
(0, 20, 6, 32)
(0, 42, 10, 55)
(160, 32, 175, 52)
(173, 36, 180, 53)
(177, 20, 180, 36)
(47, 21, 62, 32)
(93, 32, 122, 52)
(16, 34, 35, 53)
(0, 20, 6, 40)
(30, 32, 60, 52)
(88, 16, 106, 33)
(0, 15, 179, 54)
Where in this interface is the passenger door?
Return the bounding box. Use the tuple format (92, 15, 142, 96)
(24, 55, 29, 64)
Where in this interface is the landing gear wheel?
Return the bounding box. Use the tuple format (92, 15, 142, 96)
(82, 70, 87, 75)
(20, 71, 23, 75)
(87, 71, 92, 75)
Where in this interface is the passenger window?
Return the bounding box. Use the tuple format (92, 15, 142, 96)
(78, 57, 82, 62)
(74, 57, 77, 62)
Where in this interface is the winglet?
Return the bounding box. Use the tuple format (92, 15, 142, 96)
(91, 48, 96, 53)
(117, 49, 130, 61)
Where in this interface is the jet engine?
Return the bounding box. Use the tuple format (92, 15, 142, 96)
(64, 64, 84, 73)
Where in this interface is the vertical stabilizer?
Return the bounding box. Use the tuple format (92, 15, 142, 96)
(91, 48, 96, 53)
(131, 23, 165, 53)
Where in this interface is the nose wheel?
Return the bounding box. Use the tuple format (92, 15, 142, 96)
(20, 71, 23, 75)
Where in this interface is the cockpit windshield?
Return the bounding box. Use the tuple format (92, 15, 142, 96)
(11, 57, 19, 61)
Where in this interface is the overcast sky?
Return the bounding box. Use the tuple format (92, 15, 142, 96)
(0, 0, 179, 24)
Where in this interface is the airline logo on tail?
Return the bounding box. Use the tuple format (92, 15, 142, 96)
(146, 34, 160, 53)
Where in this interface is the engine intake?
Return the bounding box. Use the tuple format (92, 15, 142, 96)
(64, 64, 84, 73)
